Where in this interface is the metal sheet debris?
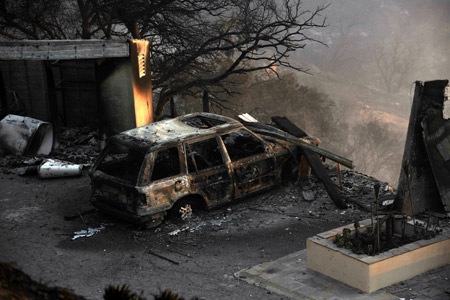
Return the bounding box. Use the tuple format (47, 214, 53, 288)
(0, 114, 53, 156)
(38, 159, 82, 178)
(72, 224, 106, 240)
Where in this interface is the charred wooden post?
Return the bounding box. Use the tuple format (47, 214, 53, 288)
(337, 163, 343, 189)
(202, 90, 209, 113)
(169, 97, 176, 118)
(0, 69, 8, 118)
(374, 183, 381, 253)
(386, 214, 393, 245)
(298, 155, 311, 179)
(43, 61, 60, 149)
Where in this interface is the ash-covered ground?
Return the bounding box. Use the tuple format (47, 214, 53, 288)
(0, 129, 446, 300)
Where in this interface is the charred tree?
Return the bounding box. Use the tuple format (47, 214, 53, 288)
(0, 0, 328, 119)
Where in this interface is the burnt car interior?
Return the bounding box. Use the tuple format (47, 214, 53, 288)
(97, 143, 145, 184)
(182, 116, 226, 129)
(222, 130, 265, 161)
(186, 138, 224, 173)
(151, 147, 180, 181)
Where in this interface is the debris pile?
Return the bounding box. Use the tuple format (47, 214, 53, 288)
(333, 217, 442, 256)
(51, 126, 101, 165)
(0, 126, 100, 177)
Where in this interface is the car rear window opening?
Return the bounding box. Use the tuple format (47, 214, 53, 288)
(97, 143, 145, 184)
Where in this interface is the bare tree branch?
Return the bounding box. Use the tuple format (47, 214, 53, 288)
(0, 0, 328, 119)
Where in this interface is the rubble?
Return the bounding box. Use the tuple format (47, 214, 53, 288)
(270, 115, 347, 209)
(0, 126, 100, 177)
(302, 190, 315, 202)
(0, 113, 393, 231)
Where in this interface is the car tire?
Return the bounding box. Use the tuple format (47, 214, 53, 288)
(168, 197, 202, 220)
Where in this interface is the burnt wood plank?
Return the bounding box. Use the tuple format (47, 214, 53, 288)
(0, 67, 7, 118)
(242, 121, 353, 169)
(303, 149, 347, 208)
(271, 116, 307, 138)
(0, 40, 129, 60)
(270, 116, 347, 209)
(43, 61, 60, 149)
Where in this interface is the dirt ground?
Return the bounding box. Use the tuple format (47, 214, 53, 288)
(0, 154, 382, 300)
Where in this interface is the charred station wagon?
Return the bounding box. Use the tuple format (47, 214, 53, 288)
(90, 113, 301, 225)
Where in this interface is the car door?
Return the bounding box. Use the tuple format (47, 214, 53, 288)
(221, 129, 277, 198)
(185, 136, 234, 206)
(141, 145, 189, 211)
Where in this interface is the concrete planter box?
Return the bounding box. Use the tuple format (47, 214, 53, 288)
(307, 218, 450, 293)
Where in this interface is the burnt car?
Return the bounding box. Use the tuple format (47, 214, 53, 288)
(90, 113, 302, 225)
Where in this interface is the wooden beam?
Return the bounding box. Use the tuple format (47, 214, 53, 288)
(0, 40, 129, 60)
(43, 61, 60, 149)
(170, 97, 176, 118)
(270, 116, 347, 209)
(129, 39, 153, 127)
(303, 149, 348, 209)
(0, 67, 8, 118)
(243, 121, 353, 169)
(203, 90, 209, 113)
(271, 116, 307, 138)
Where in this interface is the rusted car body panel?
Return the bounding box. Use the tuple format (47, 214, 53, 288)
(90, 113, 299, 224)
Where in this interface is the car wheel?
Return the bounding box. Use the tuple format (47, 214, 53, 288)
(168, 197, 202, 220)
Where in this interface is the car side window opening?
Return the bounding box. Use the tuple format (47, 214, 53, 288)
(151, 147, 180, 181)
(186, 138, 224, 173)
(222, 130, 265, 161)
